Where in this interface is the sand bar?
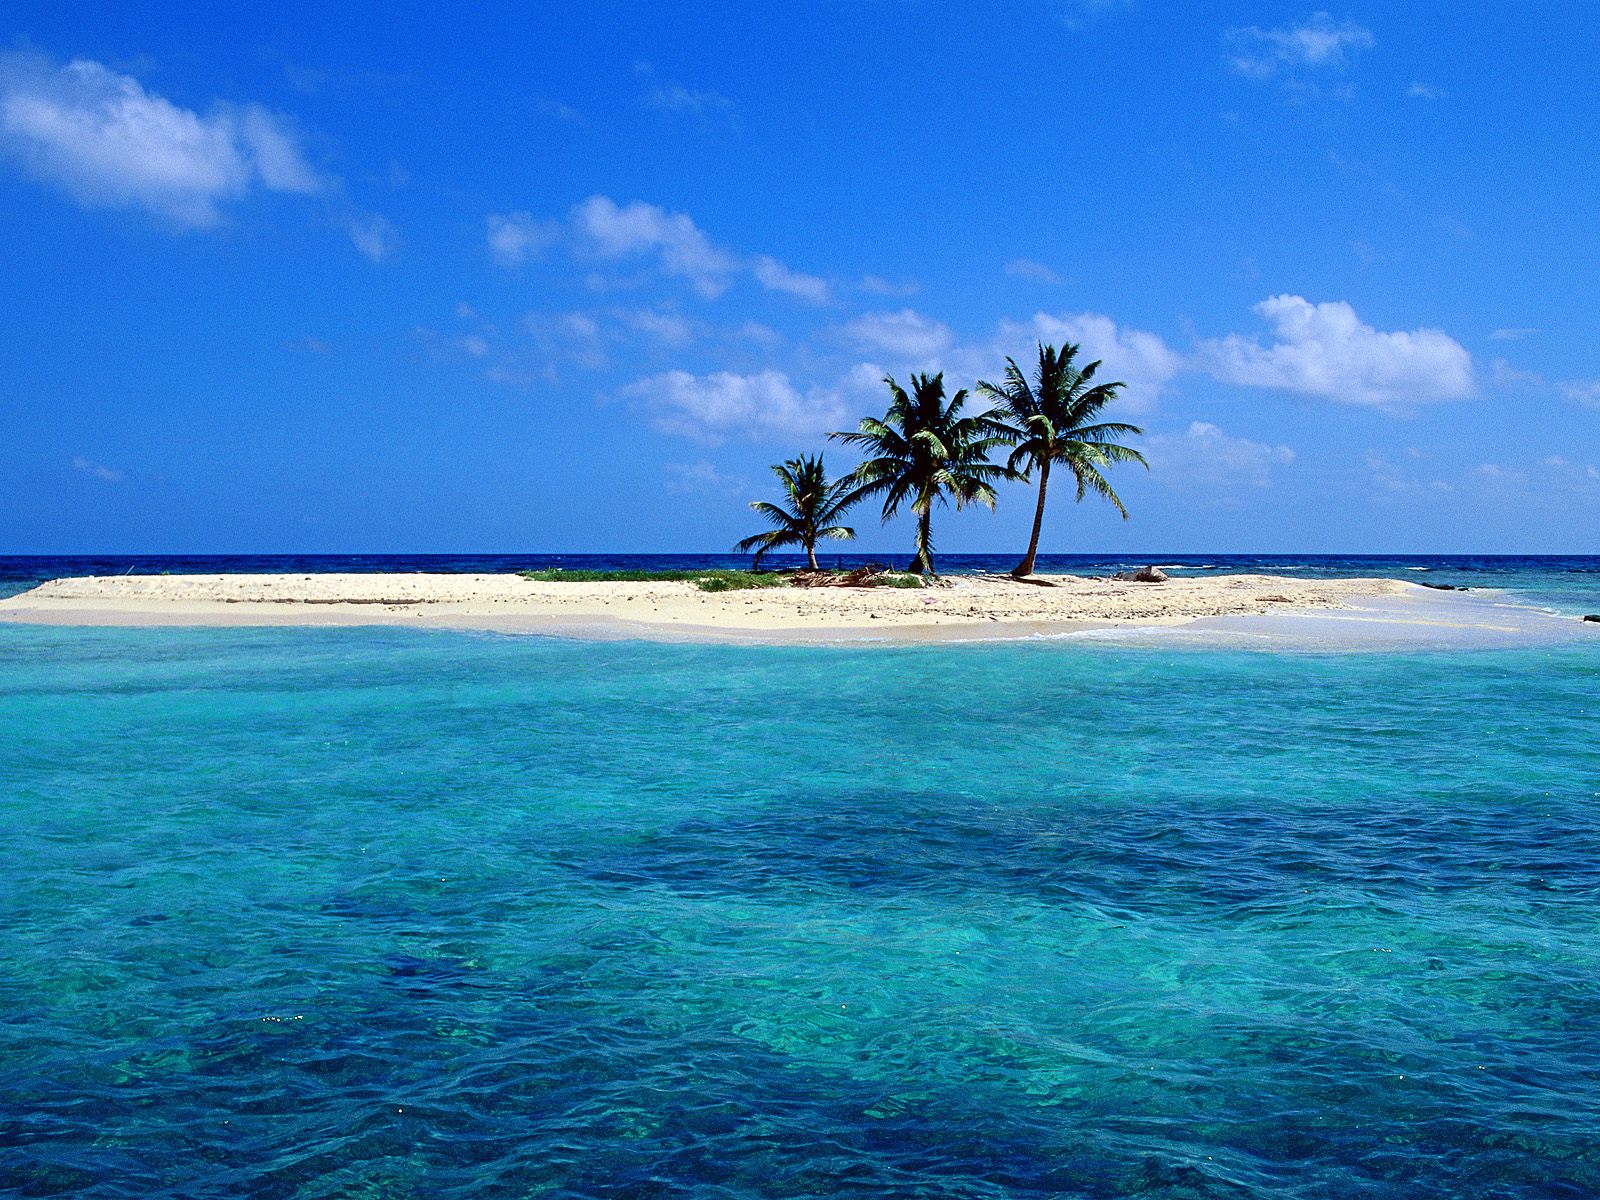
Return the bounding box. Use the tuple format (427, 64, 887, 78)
(0, 571, 1468, 643)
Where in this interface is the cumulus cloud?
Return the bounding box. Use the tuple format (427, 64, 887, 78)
(1226, 13, 1374, 80)
(1490, 358, 1545, 391)
(1143, 422, 1294, 489)
(0, 50, 322, 226)
(72, 455, 123, 482)
(643, 84, 736, 116)
(858, 275, 920, 297)
(1558, 379, 1600, 408)
(995, 312, 1183, 413)
(752, 255, 830, 304)
(620, 368, 847, 443)
(495, 195, 827, 303)
(343, 213, 396, 262)
(572, 195, 739, 298)
(612, 306, 697, 346)
(663, 460, 745, 495)
(514, 311, 607, 370)
(1004, 258, 1062, 284)
(1477, 462, 1527, 483)
(1054, 0, 1135, 28)
(1197, 295, 1475, 408)
(1364, 451, 1453, 495)
(0, 49, 390, 255)
(486, 211, 559, 266)
(841, 309, 954, 362)
(571, 198, 820, 301)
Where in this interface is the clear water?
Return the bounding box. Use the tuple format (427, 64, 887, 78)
(4, 621, 1599, 1197)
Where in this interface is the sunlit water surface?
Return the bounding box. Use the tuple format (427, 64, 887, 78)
(3, 623, 1599, 1198)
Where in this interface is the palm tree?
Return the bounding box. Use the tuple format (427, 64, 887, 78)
(830, 372, 1012, 575)
(734, 454, 859, 570)
(977, 342, 1146, 578)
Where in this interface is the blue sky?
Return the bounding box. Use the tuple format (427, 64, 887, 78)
(2, 1, 1596, 554)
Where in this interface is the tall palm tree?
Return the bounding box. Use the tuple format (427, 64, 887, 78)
(830, 372, 1012, 575)
(978, 342, 1146, 578)
(734, 454, 858, 570)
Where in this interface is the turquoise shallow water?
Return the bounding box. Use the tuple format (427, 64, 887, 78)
(3, 624, 1600, 1198)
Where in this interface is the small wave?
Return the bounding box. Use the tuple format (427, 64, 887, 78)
(1405, 566, 1431, 571)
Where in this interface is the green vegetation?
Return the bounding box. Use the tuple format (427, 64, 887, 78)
(519, 566, 924, 591)
(734, 454, 858, 570)
(829, 372, 1013, 576)
(977, 343, 1147, 578)
(519, 568, 786, 592)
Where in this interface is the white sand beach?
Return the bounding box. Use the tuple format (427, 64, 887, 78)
(0, 571, 1440, 641)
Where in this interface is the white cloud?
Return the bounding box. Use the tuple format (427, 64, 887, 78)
(612, 306, 696, 346)
(841, 309, 954, 361)
(1478, 463, 1527, 483)
(736, 321, 783, 348)
(0, 49, 391, 256)
(858, 275, 920, 297)
(1408, 81, 1447, 100)
(486, 211, 558, 266)
(343, 212, 396, 262)
(1490, 358, 1545, 391)
(517, 310, 608, 370)
(0, 51, 323, 226)
(643, 84, 736, 116)
(537, 98, 582, 124)
(1558, 379, 1600, 408)
(1198, 295, 1475, 408)
(1004, 258, 1062, 284)
(1509, 458, 1600, 486)
(1490, 327, 1539, 341)
(572, 195, 738, 298)
(753, 255, 830, 304)
(1055, 0, 1135, 28)
(621, 369, 847, 443)
(567, 195, 823, 304)
(995, 312, 1182, 413)
(1226, 13, 1374, 80)
(1364, 451, 1452, 495)
(1143, 422, 1294, 489)
(72, 455, 124, 482)
(663, 460, 745, 495)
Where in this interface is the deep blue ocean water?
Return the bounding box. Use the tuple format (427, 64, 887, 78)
(3, 557, 1600, 1197)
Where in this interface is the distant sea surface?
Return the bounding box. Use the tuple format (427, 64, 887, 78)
(3, 557, 1599, 1197)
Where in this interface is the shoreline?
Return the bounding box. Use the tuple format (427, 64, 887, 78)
(0, 570, 1585, 648)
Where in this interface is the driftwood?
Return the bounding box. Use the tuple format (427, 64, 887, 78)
(790, 563, 892, 588)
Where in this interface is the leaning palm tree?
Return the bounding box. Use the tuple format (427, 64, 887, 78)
(830, 372, 1012, 575)
(734, 454, 858, 570)
(978, 342, 1146, 578)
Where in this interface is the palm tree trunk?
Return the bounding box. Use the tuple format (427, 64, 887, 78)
(806, 542, 819, 571)
(910, 507, 934, 575)
(1013, 460, 1050, 577)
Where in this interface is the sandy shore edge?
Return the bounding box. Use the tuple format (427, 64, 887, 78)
(0, 571, 1437, 643)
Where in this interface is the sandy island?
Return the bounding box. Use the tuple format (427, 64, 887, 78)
(0, 571, 1435, 642)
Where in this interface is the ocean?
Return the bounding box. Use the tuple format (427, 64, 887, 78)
(2, 557, 1598, 1197)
